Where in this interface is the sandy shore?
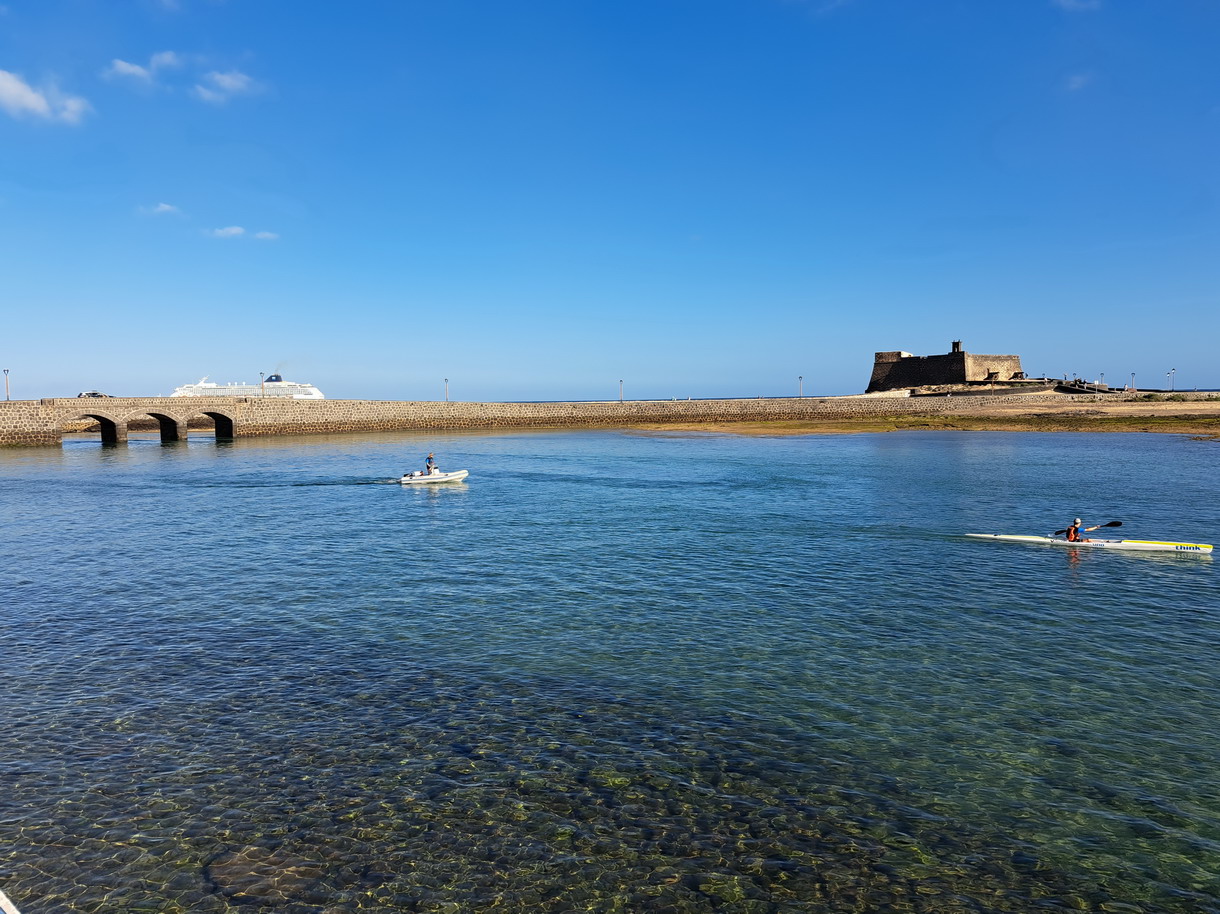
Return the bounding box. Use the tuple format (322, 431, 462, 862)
(632, 398, 1220, 438)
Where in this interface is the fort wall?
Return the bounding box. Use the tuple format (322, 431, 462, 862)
(868, 342, 1024, 391)
(869, 351, 967, 391)
(964, 354, 1024, 383)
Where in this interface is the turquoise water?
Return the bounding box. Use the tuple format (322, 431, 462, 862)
(1, 429, 1217, 913)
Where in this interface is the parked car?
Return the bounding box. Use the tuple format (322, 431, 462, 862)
(77, 390, 113, 398)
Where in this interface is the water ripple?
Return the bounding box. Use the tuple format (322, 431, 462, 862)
(1, 430, 1217, 913)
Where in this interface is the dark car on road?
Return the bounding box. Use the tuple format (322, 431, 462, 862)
(76, 391, 113, 398)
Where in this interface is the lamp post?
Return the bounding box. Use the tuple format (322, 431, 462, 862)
(259, 372, 265, 397)
(619, 380, 623, 403)
(444, 378, 449, 402)
(1169, 368, 1176, 391)
(3, 369, 8, 401)
(1130, 372, 1135, 391)
(799, 375, 803, 398)
(1100, 372, 1104, 387)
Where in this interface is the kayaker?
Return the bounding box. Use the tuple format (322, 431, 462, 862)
(1065, 518, 1101, 542)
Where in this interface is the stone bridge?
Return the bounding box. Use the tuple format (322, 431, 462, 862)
(0, 391, 1136, 447)
(0, 398, 248, 446)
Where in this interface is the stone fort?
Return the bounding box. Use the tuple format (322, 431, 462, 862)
(867, 341, 1025, 392)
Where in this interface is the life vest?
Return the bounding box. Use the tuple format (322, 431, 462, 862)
(1067, 526, 1080, 542)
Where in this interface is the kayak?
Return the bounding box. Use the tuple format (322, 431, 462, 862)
(965, 534, 1212, 554)
(400, 469, 469, 485)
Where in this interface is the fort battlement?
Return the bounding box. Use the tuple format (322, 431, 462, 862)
(868, 341, 1024, 392)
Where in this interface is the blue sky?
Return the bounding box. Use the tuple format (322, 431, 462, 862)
(2, 0, 1217, 399)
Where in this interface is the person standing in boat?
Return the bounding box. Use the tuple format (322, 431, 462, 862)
(1065, 518, 1101, 542)
(425, 453, 437, 475)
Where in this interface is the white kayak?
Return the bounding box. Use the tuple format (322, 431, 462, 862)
(400, 469, 469, 485)
(966, 534, 1212, 554)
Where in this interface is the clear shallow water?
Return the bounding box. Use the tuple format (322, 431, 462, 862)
(1, 429, 1217, 914)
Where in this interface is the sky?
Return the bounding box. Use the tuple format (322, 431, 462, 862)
(2, 0, 1218, 400)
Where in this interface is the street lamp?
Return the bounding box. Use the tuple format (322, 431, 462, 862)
(619, 380, 623, 403)
(3, 369, 8, 401)
(1169, 368, 1176, 391)
(799, 375, 803, 398)
(444, 378, 449, 402)
(1130, 372, 1135, 391)
(259, 371, 265, 397)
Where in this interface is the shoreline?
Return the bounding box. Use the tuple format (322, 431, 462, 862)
(630, 417, 1220, 437)
(97, 413, 1220, 439)
(629, 400, 1220, 438)
(11, 392, 1220, 446)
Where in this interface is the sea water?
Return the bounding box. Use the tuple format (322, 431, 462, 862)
(1, 429, 1217, 913)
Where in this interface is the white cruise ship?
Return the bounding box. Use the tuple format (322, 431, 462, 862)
(170, 374, 325, 399)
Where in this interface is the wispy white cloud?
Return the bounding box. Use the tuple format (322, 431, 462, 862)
(193, 86, 224, 104)
(105, 53, 266, 107)
(107, 58, 151, 81)
(207, 71, 253, 94)
(206, 225, 281, 241)
(105, 51, 182, 83)
(193, 69, 258, 104)
(150, 50, 182, 71)
(0, 69, 89, 124)
(141, 202, 181, 215)
(1064, 71, 1095, 91)
(1052, 0, 1102, 10)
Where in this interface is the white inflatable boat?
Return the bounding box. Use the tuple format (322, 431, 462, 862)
(399, 469, 469, 485)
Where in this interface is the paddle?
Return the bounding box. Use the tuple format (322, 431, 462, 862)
(1052, 520, 1122, 536)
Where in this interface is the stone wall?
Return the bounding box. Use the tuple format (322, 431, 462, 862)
(0, 392, 1189, 447)
(0, 400, 63, 446)
(868, 346, 1024, 391)
(963, 354, 1024, 383)
(869, 351, 968, 391)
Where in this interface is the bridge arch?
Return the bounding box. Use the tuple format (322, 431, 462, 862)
(121, 409, 190, 443)
(182, 409, 236, 439)
(56, 406, 237, 445)
(61, 410, 126, 445)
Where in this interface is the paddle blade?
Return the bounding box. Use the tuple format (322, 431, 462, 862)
(1103, 520, 1123, 528)
(1052, 529, 1068, 536)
